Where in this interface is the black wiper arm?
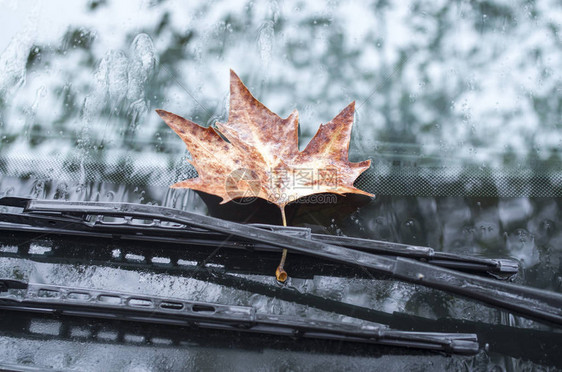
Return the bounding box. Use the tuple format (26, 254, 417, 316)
(309, 233, 518, 276)
(0, 200, 518, 277)
(0, 278, 478, 355)
(2, 197, 562, 327)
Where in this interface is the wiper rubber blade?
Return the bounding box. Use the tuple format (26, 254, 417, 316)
(0, 278, 479, 355)
(1, 197, 562, 327)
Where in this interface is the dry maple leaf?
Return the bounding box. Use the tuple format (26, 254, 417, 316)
(156, 70, 372, 209)
(156, 70, 373, 281)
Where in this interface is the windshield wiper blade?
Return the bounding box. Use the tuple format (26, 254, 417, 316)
(0, 278, 478, 355)
(1, 197, 562, 327)
(0, 197, 518, 277)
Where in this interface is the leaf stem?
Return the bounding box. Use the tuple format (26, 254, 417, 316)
(275, 207, 288, 283)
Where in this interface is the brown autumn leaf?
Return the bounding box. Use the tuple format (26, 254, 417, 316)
(156, 70, 373, 218)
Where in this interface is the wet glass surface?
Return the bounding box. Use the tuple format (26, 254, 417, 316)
(1, 0, 562, 370)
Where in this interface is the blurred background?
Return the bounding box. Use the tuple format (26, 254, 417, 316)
(1, 0, 562, 197)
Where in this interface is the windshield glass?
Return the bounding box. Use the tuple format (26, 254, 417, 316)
(1, 1, 561, 370)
